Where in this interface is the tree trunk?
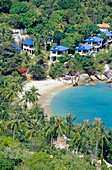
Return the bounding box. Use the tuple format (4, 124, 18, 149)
(13, 129, 15, 141)
(102, 137, 103, 157)
(45, 42, 47, 56)
(95, 136, 98, 158)
(50, 137, 53, 149)
(76, 143, 79, 155)
(56, 135, 60, 149)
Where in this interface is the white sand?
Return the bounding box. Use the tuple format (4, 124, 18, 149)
(23, 79, 65, 95)
(23, 79, 71, 118)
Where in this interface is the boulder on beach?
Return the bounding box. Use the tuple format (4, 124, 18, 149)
(106, 79, 112, 83)
(95, 73, 108, 81)
(105, 70, 112, 79)
(79, 73, 89, 82)
(90, 75, 98, 81)
(64, 76, 71, 80)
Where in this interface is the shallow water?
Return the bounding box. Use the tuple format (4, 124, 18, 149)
(51, 82, 112, 128)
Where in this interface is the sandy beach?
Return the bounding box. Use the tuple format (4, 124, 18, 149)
(24, 79, 71, 118)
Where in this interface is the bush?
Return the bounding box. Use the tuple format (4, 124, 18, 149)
(0, 158, 15, 170)
(10, 2, 29, 14)
(28, 64, 46, 80)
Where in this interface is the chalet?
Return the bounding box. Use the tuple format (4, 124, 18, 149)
(22, 39, 34, 55)
(97, 23, 110, 32)
(50, 45, 69, 62)
(85, 36, 104, 52)
(41, 35, 53, 45)
(75, 44, 94, 56)
(13, 28, 26, 34)
(97, 31, 112, 44)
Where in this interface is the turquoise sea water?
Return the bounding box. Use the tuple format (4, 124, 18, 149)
(51, 82, 112, 128)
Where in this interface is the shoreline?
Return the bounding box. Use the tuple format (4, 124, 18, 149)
(39, 84, 71, 119)
(24, 79, 72, 118)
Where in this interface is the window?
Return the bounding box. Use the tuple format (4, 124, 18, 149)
(78, 50, 81, 52)
(58, 51, 62, 55)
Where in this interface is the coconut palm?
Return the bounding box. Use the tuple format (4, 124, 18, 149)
(8, 113, 20, 141)
(44, 116, 55, 148)
(92, 118, 102, 157)
(65, 113, 77, 137)
(0, 82, 19, 101)
(53, 116, 66, 148)
(25, 118, 41, 140)
(70, 123, 83, 154)
(21, 90, 32, 104)
(33, 33, 43, 55)
(98, 125, 109, 157)
(30, 86, 40, 103)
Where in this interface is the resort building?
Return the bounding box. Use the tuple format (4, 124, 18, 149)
(41, 35, 53, 45)
(97, 31, 112, 44)
(50, 45, 70, 62)
(75, 44, 94, 56)
(22, 39, 34, 55)
(85, 36, 104, 52)
(13, 28, 27, 34)
(97, 23, 110, 32)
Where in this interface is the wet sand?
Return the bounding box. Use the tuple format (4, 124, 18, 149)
(24, 79, 72, 118)
(39, 84, 71, 119)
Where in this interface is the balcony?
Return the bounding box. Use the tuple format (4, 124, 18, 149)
(107, 38, 112, 42)
(93, 44, 102, 48)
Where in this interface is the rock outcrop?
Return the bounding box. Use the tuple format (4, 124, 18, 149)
(95, 73, 108, 81)
(90, 75, 99, 81)
(78, 73, 90, 85)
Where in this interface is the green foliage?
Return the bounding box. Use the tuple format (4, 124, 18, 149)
(10, 2, 29, 14)
(28, 64, 46, 80)
(31, 0, 44, 7)
(49, 62, 66, 78)
(57, 0, 80, 10)
(23, 10, 42, 28)
(0, 50, 23, 75)
(53, 30, 65, 45)
(81, 55, 97, 75)
(0, 158, 15, 170)
(99, 32, 107, 43)
(0, 0, 12, 13)
(27, 152, 52, 170)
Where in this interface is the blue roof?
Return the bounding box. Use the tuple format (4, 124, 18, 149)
(11, 45, 21, 50)
(48, 35, 52, 39)
(75, 44, 94, 50)
(97, 31, 112, 37)
(41, 35, 53, 39)
(50, 45, 69, 52)
(22, 39, 34, 45)
(85, 36, 104, 42)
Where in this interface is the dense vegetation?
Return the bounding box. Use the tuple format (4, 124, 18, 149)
(0, 0, 112, 169)
(0, 73, 112, 169)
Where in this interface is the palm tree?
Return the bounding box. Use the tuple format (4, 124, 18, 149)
(8, 113, 20, 141)
(30, 86, 40, 104)
(25, 118, 41, 140)
(92, 118, 102, 157)
(33, 33, 43, 55)
(0, 82, 19, 101)
(98, 125, 109, 157)
(70, 123, 83, 154)
(21, 90, 32, 104)
(44, 116, 55, 148)
(65, 113, 77, 137)
(53, 116, 66, 148)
